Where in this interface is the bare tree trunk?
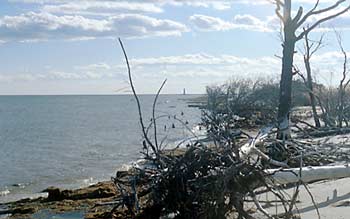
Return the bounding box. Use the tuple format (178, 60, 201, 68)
(305, 61, 321, 128)
(303, 33, 321, 128)
(336, 31, 349, 128)
(339, 86, 345, 128)
(267, 165, 350, 185)
(277, 19, 296, 139)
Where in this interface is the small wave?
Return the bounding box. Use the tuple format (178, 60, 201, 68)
(0, 189, 10, 196)
(191, 124, 207, 136)
(81, 177, 96, 186)
(117, 158, 157, 173)
(11, 183, 29, 189)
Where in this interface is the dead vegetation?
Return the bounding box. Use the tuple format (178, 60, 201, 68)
(105, 38, 350, 219)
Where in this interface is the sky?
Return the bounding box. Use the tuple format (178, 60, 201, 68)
(0, 0, 350, 95)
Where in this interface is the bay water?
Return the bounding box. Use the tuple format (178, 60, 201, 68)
(0, 95, 202, 203)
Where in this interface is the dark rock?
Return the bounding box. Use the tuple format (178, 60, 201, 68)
(12, 206, 37, 214)
(68, 182, 116, 200)
(42, 182, 117, 201)
(2, 206, 38, 215)
(43, 187, 63, 201)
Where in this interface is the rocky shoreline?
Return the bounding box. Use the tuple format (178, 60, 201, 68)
(0, 147, 191, 219)
(0, 181, 119, 219)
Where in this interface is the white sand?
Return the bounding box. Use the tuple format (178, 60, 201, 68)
(252, 177, 350, 219)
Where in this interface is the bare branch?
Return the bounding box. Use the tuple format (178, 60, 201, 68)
(297, 5, 350, 41)
(250, 192, 273, 219)
(292, 6, 303, 24)
(297, 0, 344, 28)
(294, 65, 306, 84)
(304, 27, 311, 59)
(336, 32, 348, 89)
(152, 79, 167, 151)
(310, 34, 325, 57)
(295, 0, 320, 26)
(118, 38, 157, 155)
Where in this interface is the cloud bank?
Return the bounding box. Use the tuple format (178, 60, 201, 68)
(0, 12, 189, 42)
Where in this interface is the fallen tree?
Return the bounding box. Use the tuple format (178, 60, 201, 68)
(268, 165, 350, 185)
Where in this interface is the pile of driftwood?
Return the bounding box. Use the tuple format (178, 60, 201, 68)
(108, 124, 350, 219)
(111, 143, 265, 219)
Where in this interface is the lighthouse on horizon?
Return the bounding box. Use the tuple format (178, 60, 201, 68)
(183, 88, 186, 95)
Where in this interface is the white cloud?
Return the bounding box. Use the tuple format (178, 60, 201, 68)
(210, 2, 231, 10)
(229, 0, 344, 5)
(132, 53, 226, 65)
(233, 14, 263, 26)
(168, 1, 232, 10)
(190, 8, 350, 33)
(9, 0, 65, 3)
(125, 53, 282, 80)
(129, 53, 279, 67)
(189, 14, 274, 32)
(189, 14, 235, 31)
(294, 0, 344, 4)
(10, 0, 233, 11)
(0, 12, 189, 42)
(0, 65, 125, 82)
(309, 51, 348, 65)
(48, 71, 83, 79)
(0, 73, 40, 82)
(76, 63, 112, 71)
(0, 12, 109, 42)
(126, 52, 350, 83)
(7, 0, 344, 6)
(42, 1, 164, 15)
(0, 53, 280, 83)
(233, 14, 273, 32)
(110, 14, 188, 38)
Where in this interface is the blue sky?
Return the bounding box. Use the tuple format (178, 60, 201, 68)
(0, 0, 349, 94)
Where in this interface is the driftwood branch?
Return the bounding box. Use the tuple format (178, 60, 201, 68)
(118, 38, 157, 156)
(152, 79, 167, 151)
(267, 165, 350, 184)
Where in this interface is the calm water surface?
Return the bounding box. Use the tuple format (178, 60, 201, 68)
(0, 95, 202, 203)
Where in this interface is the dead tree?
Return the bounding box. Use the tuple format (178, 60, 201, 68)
(273, 0, 350, 139)
(302, 30, 323, 128)
(336, 32, 349, 128)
